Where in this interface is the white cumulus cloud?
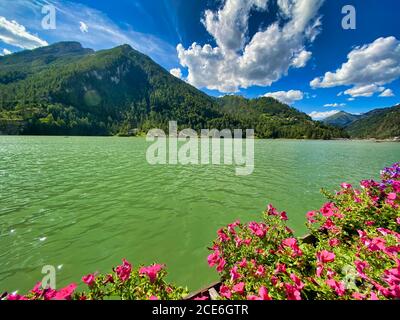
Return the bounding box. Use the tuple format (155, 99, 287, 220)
(379, 88, 395, 97)
(311, 36, 400, 98)
(170, 68, 182, 79)
(324, 103, 346, 108)
(177, 0, 324, 93)
(309, 110, 340, 120)
(0, 16, 48, 49)
(0, 48, 11, 55)
(263, 90, 304, 105)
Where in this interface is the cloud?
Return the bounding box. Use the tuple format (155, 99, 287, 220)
(0, 48, 12, 55)
(0, 0, 178, 68)
(344, 84, 385, 98)
(379, 88, 395, 97)
(0, 16, 48, 49)
(170, 68, 182, 79)
(177, 0, 324, 93)
(79, 21, 88, 33)
(263, 90, 304, 105)
(324, 103, 346, 108)
(311, 37, 400, 98)
(309, 110, 340, 120)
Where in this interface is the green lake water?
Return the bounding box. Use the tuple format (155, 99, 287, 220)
(0, 136, 399, 293)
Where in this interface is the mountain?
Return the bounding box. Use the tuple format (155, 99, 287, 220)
(0, 42, 346, 139)
(323, 111, 363, 127)
(346, 105, 400, 139)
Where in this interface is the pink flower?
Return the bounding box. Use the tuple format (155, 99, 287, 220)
(248, 222, 267, 238)
(216, 258, 226, 273)
(219, 285, 232, 299)
(320, 203, 336, 218)
(238, 258, 247, 268)
(255, 265, 266, 278)
(290, 274, 304, 290)
(365, 221, 375, 226)
(368, 237, 386, 252)
(82, 273, 96, 286)
(397, 218, 400, 225)
(247, 286, 272, 300)
(329, 238, 340, 247)
(259, 286, 272, 300)
(280, 211, 288, 221)
(370, 292, 379, 300)
(387, 193, 397, 201)
(352, 292, 366, 300)
(232, 282, 245, 295)
(274, 263, 287, 274)
(341, 183, 353, 189)
(317, 250, 335, 264)
(115, 259, 132, 282)
(194, 295, 209, 300)
(53, 283, 77, 300)
(31, 282, 43, 295)
(282, 238, 302, 257)
(217, 229, 230, 242)
(7, 294, 28, 300)
(230, 266, 241, 281)
(149, 296, 159, 300)
(285, 283, 301, 300)
(139, 264, 164, 283)
(355, 260, 369, 278)
(326, 279, 345, 296)
(306, 211, 317, 223)
(207, 251, 220, 267)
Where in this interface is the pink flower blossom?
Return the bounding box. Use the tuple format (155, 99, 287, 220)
(397, 218, 400, 225)
(306, 211, 317, 223)
(207, 251, 220, 267)
(387, 193, 397, 201)
(216, 258, 226, 273)
(255, 265, 266, 278)
(238, 258, 247, 268)
(82, 273, 96, 286)
(7, 294, 28, 300)
(230, 266, 241, 281)
(232, 282, 245, 295)
(282, 238, 302, 257)
(274, 263, 287, 274)
(248, 222, 267, 238)
(139, 264, 164, 283)
(326, 279, 345, 296)
(355, 260, 369, 278)
(217, 229, 230, 242)
(352, 292, 366, 300)
(290, 274, 304, 290)
(341, 183, 352, 189)
(149, 296, 159, 300)
(115, 259, 132, 282)
(317, 250, 335, 264)
(219, 285, 232, 299)
(285, 283, 301, 300)
(247, 286, 272, 300)
(329, 238, 340, 247)
(53, 283, 77, 300)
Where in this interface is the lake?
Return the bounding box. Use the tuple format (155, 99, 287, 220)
(0, 136, 399, 293)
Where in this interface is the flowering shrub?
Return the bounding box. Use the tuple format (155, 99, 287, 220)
(208, 162, 400, 300)
(6, 260, 187, 300)
(4, 163, 399, 300)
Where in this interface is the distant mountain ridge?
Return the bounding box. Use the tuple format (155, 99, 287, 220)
(323, 106, 400, 139)
(0, 41, 345, 139)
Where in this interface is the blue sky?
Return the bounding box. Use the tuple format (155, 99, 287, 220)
(0, 0, 399, 119)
